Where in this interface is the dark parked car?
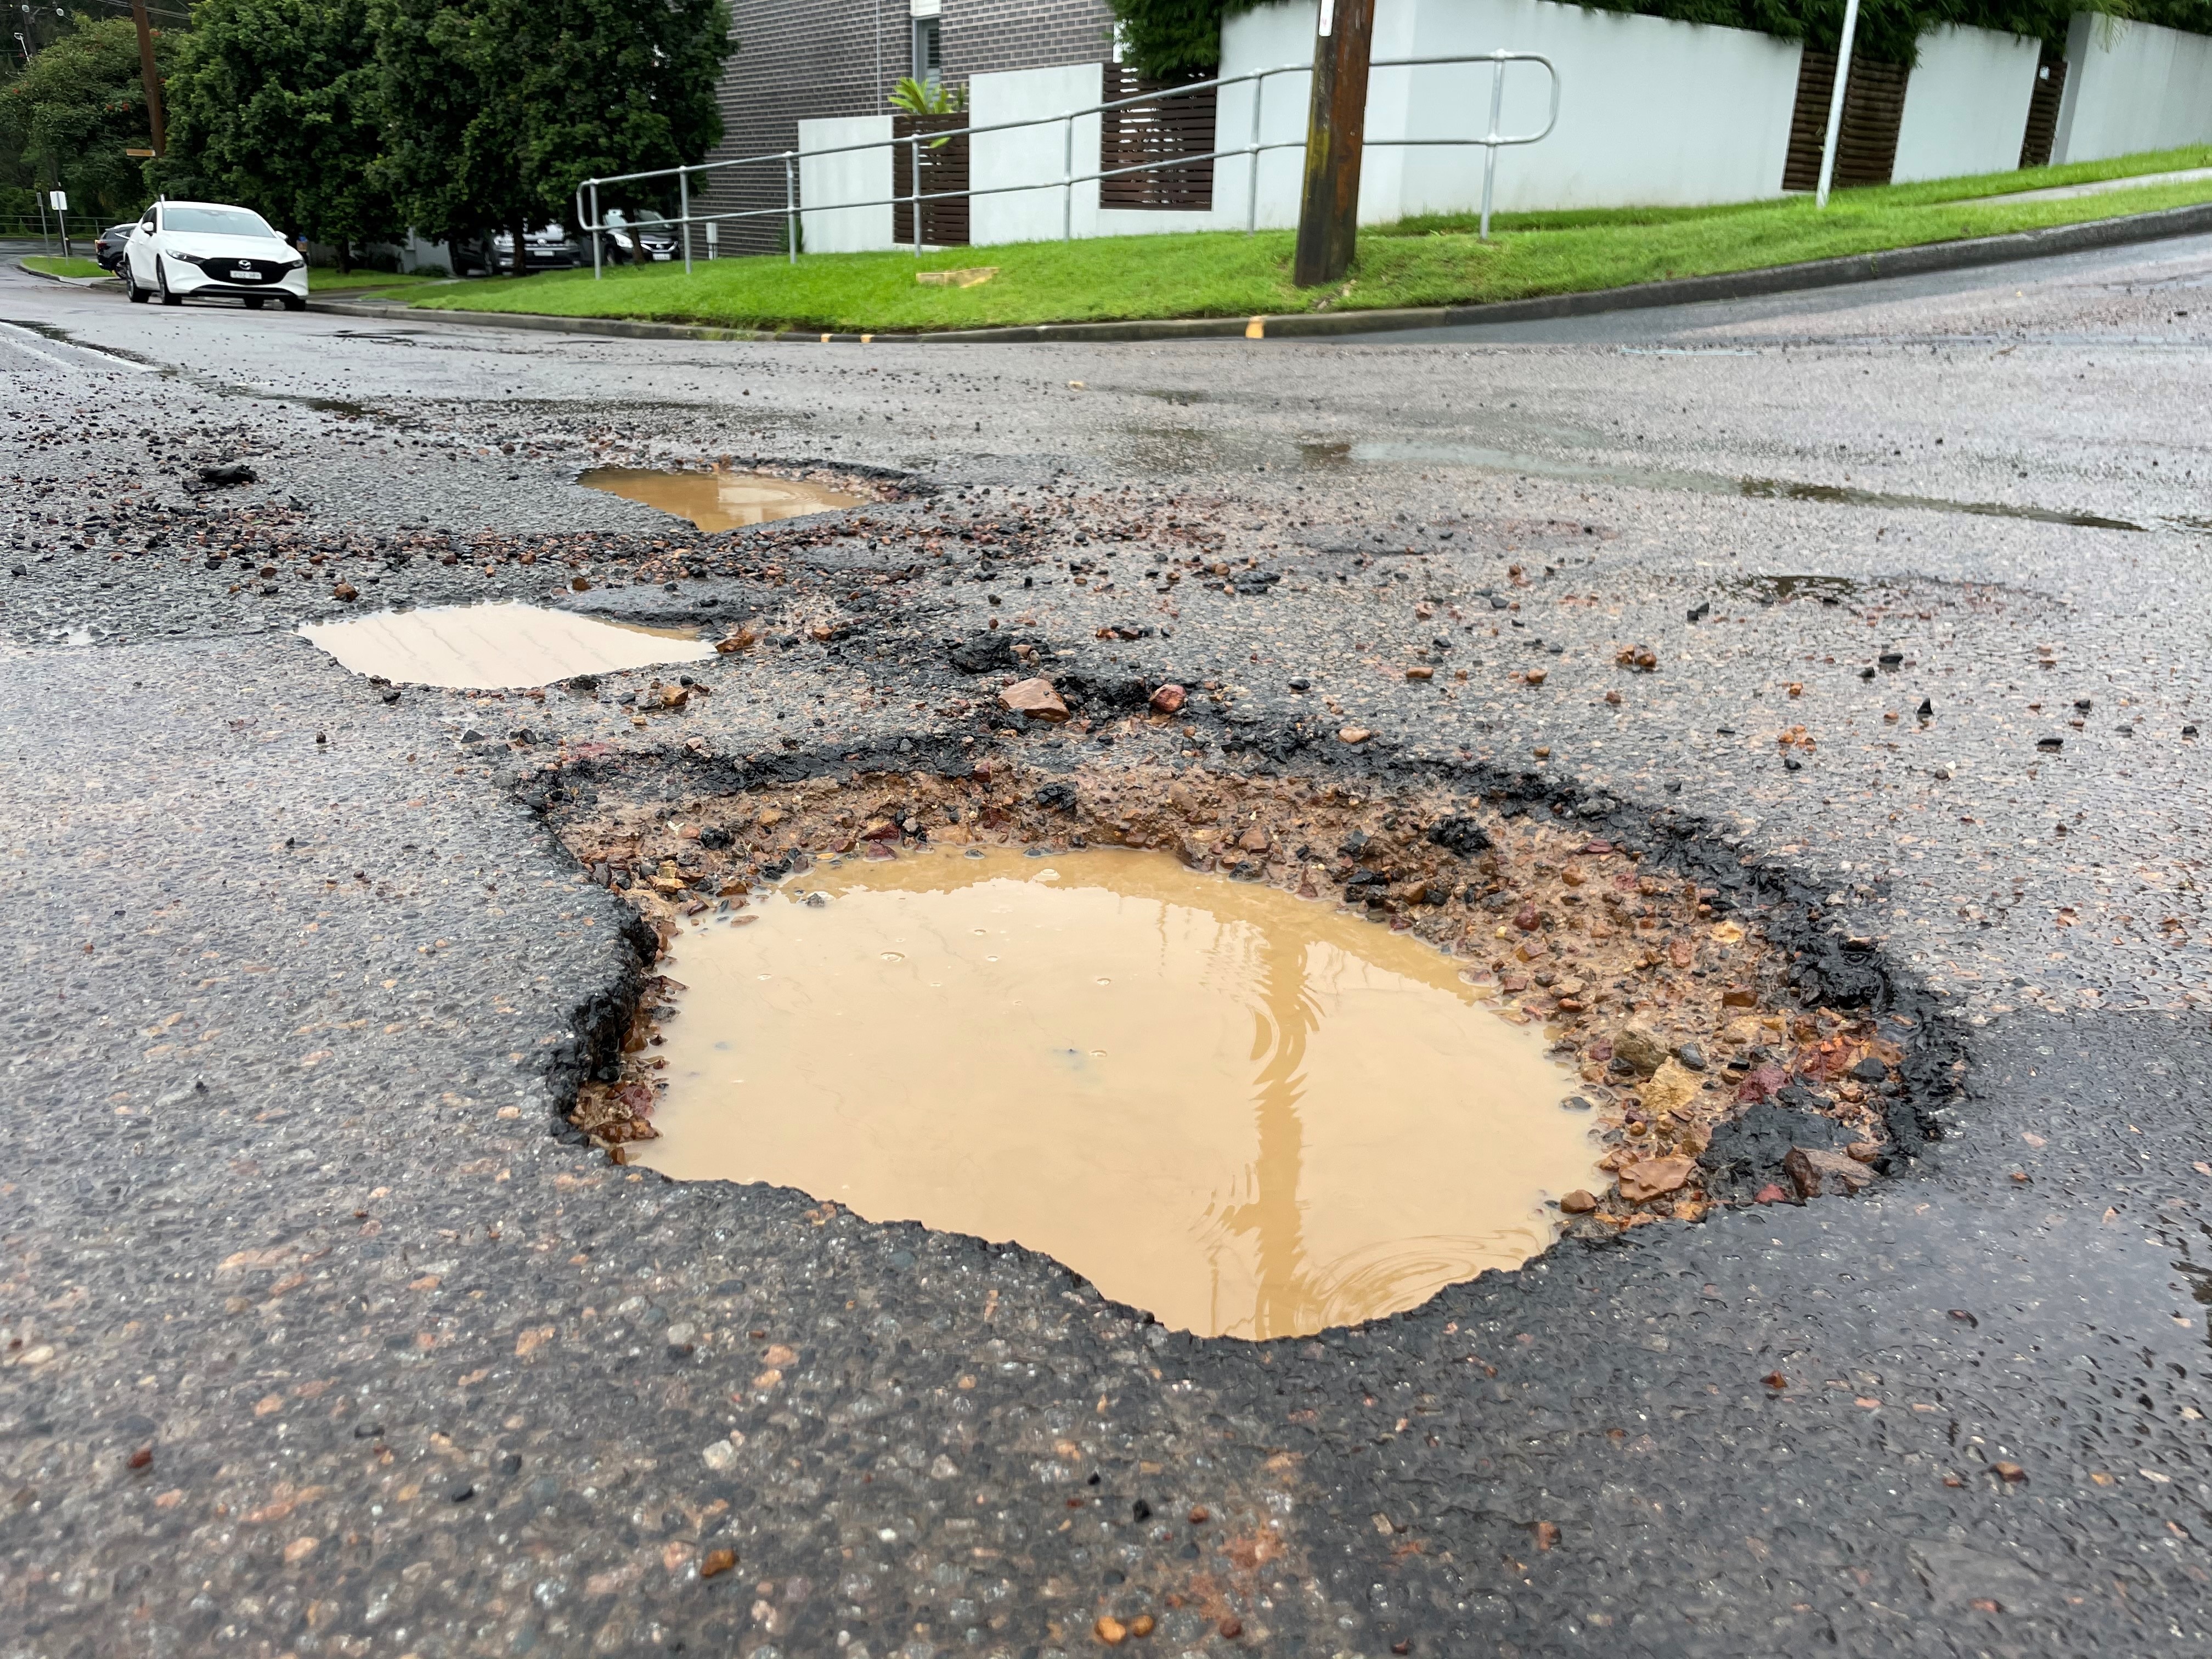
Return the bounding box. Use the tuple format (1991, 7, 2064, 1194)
(453, 225, 579, 276)
(600, 224, 680, 264)
(93, 223, 138, 273)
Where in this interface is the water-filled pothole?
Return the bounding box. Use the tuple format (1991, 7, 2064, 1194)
(560, 765, 1910, 1330)
(302, 600, 714, 689)
(634, 847, 1600, 1340)
(579, 467, 864, 530)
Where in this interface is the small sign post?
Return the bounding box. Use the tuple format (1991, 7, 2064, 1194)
(48, 191, 70, 259)
(1815, 0, 1863, 209)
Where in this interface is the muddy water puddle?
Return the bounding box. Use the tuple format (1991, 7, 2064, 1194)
(579, 467, 862, 530)
(637, 848, 1600, 1340)
(302, 600, 714, 689)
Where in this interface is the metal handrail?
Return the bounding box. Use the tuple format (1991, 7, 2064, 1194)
(573, 48, 1558, 273)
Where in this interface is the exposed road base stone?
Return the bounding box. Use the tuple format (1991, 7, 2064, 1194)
(555, 763, 1913, 1226)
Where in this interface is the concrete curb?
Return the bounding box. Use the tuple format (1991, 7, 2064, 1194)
(306, 198, 2212, 346)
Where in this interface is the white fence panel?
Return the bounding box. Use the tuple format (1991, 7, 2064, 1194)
(1893, 25, 2042, 182)
(798, 115, 895, 253)
(2053, 13, 2212, 162)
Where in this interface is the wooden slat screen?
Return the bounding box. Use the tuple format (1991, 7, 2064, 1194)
(1098, 64, 1217, 211)
(1782, 49, 1911, 193)
(2018, 48, 2067, 170)
(890, 114, 971, 248)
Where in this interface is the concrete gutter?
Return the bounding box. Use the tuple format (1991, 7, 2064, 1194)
(303, 196, 2211, 347)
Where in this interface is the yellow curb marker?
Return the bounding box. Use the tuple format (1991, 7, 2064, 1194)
(1245, 316, 1266, 339)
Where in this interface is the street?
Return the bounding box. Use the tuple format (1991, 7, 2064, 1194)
(3, 234, 2211, 1657)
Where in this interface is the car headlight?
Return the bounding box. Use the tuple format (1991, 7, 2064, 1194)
(171, 252, 209, 267)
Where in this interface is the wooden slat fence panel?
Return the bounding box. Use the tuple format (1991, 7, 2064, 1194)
(1098, 64, 1217, 211)
(2018, 48, 2067, 170)
(890, 114, 970, 248)
(1782, 49, 1911, 192)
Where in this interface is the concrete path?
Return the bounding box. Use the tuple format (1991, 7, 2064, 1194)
(1963, 165, 2212, 206)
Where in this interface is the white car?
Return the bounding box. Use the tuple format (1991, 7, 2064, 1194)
(122, 200, 308, 311)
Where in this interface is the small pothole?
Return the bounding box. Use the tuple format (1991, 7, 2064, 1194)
(302, 600, 715, 689)
(556, 764, 1907, 1330)
(579, 466, 865, 530)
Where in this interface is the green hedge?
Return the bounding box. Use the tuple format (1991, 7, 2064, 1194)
(1107, 0, 2200, 79)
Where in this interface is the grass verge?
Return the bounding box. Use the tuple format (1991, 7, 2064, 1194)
(407, 144, 2212, 335)
(22, 255, 107, 279)
(310, 268, 438, 292)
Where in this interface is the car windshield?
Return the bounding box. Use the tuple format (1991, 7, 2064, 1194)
(164, 206, 278, 238)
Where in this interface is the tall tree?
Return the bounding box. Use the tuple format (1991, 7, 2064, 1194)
(373, 0, 732, 276)
(159, 0, 398, 270)
(0, 16, 173, 223)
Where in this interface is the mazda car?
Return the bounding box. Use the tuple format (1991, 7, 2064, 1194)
(122, 201, 308, 310)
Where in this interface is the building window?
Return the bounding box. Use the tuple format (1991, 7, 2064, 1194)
(912, 15, 941, 87)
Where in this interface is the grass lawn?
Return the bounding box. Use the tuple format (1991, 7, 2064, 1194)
(407, 144, 2212, 334)
(309, 268, 440, 292)
(21, 255, 108, 279)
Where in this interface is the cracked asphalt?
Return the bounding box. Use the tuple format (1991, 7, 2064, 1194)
(4, 230, 2211, 1658)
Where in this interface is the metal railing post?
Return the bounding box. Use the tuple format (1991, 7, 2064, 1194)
(679, 167, 692, 273)
(911, 135, 923, 256)
(588, 183, 601, 279)
(785, 153, 798, 264)
(1247, 69, 1265, 234)
(1063, 114, 1075, 242)
(1479, 50, 1507, 242)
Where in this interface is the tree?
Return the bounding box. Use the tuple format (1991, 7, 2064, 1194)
(1105, 0, 1261, 80)
(372, 0, 732, 276)
(0, 16, 174, 223)
(159, 0, 399, 270)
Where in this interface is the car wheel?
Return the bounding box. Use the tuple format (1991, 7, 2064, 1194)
(280, 294, 307, 313)
(157, 258, 184, 306)
(124, 263, 149, 304)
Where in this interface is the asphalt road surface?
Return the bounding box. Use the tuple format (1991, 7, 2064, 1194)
(3, 235, 2211, 1659)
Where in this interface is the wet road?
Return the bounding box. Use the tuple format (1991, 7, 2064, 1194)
(3, 236, 2211, 1658)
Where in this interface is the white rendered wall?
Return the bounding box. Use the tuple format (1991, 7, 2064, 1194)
(1892, 25, 2042, 182)
(1362, 0, 1802, 218)
(963, 8, 1312, 244)
(2052, 13, 2212, 163)
(1213, 2, 1323, 230)
(969, 63, 1109, 245)
(798, 115, 895, 253)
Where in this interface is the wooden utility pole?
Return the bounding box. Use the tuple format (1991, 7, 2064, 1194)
(1291, 0, 1376, 289)
(129, 0, 165, 157)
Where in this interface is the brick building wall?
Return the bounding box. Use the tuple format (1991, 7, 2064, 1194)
(696, 0, 894, 254)
(940, 0, 1115, 81)
(698, 0, 1116, 252)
